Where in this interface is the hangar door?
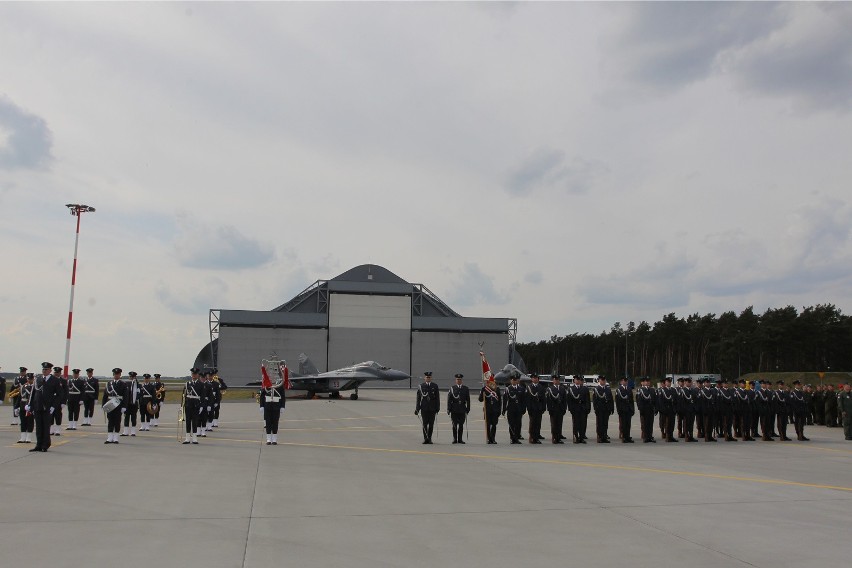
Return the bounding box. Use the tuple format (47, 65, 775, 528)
(327, 294, 411, 375)
(218, 326, 328, 385)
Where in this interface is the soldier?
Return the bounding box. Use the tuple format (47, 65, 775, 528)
(636, 377, 657, 443)
(51, 366, 68, 436)
(502, 376, 525, 444)
(754, 380, 773, 440)
(81, 368, 99, 426)
(0, 370, 4, 406)
(211, 370, 227, 428)
(415, 371, 439, 444)
(698, 379, 717, 442)
(102, 368, 128, 444)
(259, 372, 286, 445)
(592, 376, 614, 443)
(695, 378, 705, 439)
(790, 380, 809, 441)
(17, 373, 35, 443)
(735, 379, 755, 441)
(122, 371, 140, 437)
(152, 373, 165, 427)
(545, 374, 567, 444)
(839, 383, 852, 441)
(10, 367, 27, 426)
(479, 377, 502, 444)
(615, 377, 635, 443)
(182, 368, 203, 444)
(719, 379, 738, 441)
(813, 384, 825, 425)
(138, 374, 157, 431)
(198, 371, 214, 437)
(773, 381, 791, 441)
(29, 363, 60, 452)
(568, 375, 591, 444)
(804, 384, 814, 425)
(675, 377, 686, 438)
(446, 373, 470, 444)
(680, 378, 698, 442)
(657, 377, 678, 442)
(525, 373, 546, 444)
(824, 384, 838, 428)
(65, 368, 84, 430)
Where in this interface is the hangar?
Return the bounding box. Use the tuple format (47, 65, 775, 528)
(194, 264, 520, 388)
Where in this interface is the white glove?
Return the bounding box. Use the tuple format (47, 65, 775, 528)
(49, 407, 55, 414)
(25, 405, 31, 412)
(214, 403, 218, 408)
(207, 406, 211, 412)
(259, 407, 264, 413)
(79, 401, 84, 405)
(121, 408, 126, 413)
(61, 404, 66, 409)
(279, 408, 283, 414)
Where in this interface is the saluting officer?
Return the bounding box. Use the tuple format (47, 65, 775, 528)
(66, 368, 84, 430)
(81, 368, 99, 427)
(502, 376, 526, 444)
(259, 373, 286, 445)
(545, 374, 567, 444)
(568, 375, 591, 444)
(636, 377, 657, 443)
(446, 373, 470, 444)
(525, 373, 546, 444)
(615, 377, 635, 443)
(102, 368, 128, 444)
(592, 376, 614, 443)
(415, 372, 440, 444)
(182, 368, 203, 444)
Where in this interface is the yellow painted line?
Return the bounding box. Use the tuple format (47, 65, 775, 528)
(275, 441, 852, 493)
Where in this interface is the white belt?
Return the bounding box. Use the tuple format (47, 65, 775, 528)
(186, 395, 200, 399)
(268, 396, 281, 402)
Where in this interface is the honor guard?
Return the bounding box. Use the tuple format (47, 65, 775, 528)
(636, 377, 657, 443)
(755, 380, 773, 440)
(30, 362, 60, 452)
(259, 374, 286, 445)
(17, 374, 35, 443)
(674, 377, 686, 438)
(813, 385, 825, 425)
(415, 372, 440, 444)
(545, 374, 567, 444)
(103, 368, 128, 444)
(790, 380, 809, 441)
(182, 368, 203, 444)
(592, 376, 614, 443)
(51, 366, 68, 436)
(65, 368, 84, 430)
(525, 373, 547, 444)
(478, 378, 502, 444)
(198, 371, 214, 437)
(502, 376, 526, 444)
(698, 379, 717, 442)
(773, 381, 791, 441)
(824, 384, 838, 428)
(81, 368, 99, 426)
(446, 373, 470, 444)
(122, 371, 140, 437)
(210, 370, 227, 428)
(138, 374, 157, 431)
(0, 370, 4, 406)
(568, 375, 591, 444)
(735, 380, 755, 441)
(152, 373, 165, 427)
(839, 383, 852, 440)
(657, 377, 678, 442)
(615, 377, 635, 443)
(10, 367, 27, 425)
(679, 378, 698, 442)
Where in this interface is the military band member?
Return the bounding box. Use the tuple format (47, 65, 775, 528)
(447, 373, 471, 444)
(568, 375, 591, 444)
(479, 378, 502, 444)
(152, 373, 164, 426)
(502, 376, 526, 444)
(592, 376, 614, 443)
(698, 379, 717, 442)
(259, 375, 286, 445)
(51, 366, 67, 436)
(636, 377, 657, 443)
(839, 383, 852, 441)
(525, 373, 546, 443)
(65, 368, 84, 430)
(17, 374, 35, 443)
(545, 374, 567, 444)
(182, 368, 203, 444)
(138, 374, 157, 431)
(81, 368, 99, 426)
(415, 371, 440, 444)
(773, 381, 791, 441)
(615, 377, 634, 443)
(10, 367, 27, 425)
(679, 378, 698, 442)
(198, 371, 214, 437)
(0, 371, 4, 406)
(103, 368, 128, 444)
(735, 379, 755, 441)
(657, 377, 678, 442)
(122, 371, 140, 436)
(211, 370, 227, 428)
(790, 380, 809, 441)
(30, 363, 60, 452)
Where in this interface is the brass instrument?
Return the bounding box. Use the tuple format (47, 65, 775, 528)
(176, 391, 185, 442)
(7, 387, 21, 400)
(156, 385, 166, 401)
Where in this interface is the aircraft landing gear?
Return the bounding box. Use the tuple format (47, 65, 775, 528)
(350, 390, 358, 401)
(304, 391, 314, 400)
(330, 391, 341, 400)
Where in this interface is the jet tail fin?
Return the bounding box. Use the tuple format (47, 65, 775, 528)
(298, 353, 319, 375)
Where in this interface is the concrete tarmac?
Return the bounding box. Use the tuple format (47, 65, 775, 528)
(1, 391, 850, 568)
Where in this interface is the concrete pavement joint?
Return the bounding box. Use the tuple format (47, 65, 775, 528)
(241, 428, 264, 568)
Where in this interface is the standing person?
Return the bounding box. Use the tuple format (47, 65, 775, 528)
(479, 378, 502, 444)
(51, 366, 68, 436)
(525, 373, 546, 444)
(211, 370, 227, 428)
(717, 379, 737, 441)
(636, 377, 658, 443)
(152, 373, 165, 427)
(182, 368, 203, 444)
(735, 380, 755, 441)
(17, 373, 35, 443)
(698, 379, 717, 442)
(10, 367, 27, 426)
(198, 371, 214, 437)
(675, 377, 686, 438)
(29, 362, 60, 452)
(447, 373, 471, 444)
(102, 368, 127, 444)
(813, 385, 825, 425)
(680, 378, 698, 442)
(568, 375, 590, 444)
(615, 377, 635, 443)
(755, 380, 773, 441)
(414, 372, 439, 444)
(592, 376, 614, 443)
(122, 371, 140, 437)
(502, 376, 526, 444)
(657, 377, 678, 442)
(81, 368, 99, 427)
(774, 381, 792, 441)
(65, 368, 84, 430)
(138, 374, 157, 432)
(824, 384, 838, 428)
(259, 373, 286, 445)
(545, 374, 567, 444)
(839, 383, 852, 441)
(0, 370, 5, 407)
(790, 380, 809, 441)
(804, 384, 814, 426)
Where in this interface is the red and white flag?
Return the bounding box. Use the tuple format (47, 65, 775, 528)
(480, 351, 494, 384)
(261, 364, 272, 389)
(278, 361, 291, 390)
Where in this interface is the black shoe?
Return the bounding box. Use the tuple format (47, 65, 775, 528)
(537, 435, 546, 440)
(531, 440, 541, 444)
(16, 441, 24, 444)
(29, 447, 41, 452)
(272, 442, 277, 445)
(182, 441, 190, 444)
(600, 439, 610, 443)
(53, 433, 60, 436)
(41, 448, 47, 452)
(266, 442, 271, 445)
(573, 440, 581, 444)
(113, 440, 119, 444)
(191, 441, 198, 444)
(120, 434, 128, 437)
(452, 440, 458, 444)
(458, 440, 465, 444)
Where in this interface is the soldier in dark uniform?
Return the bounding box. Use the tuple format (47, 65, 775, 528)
(615, 377, 634, 443)
(0, 371, 5, 408)
(415, 372, 440, 444)
(211, 370, 227, 428)
(790, 380, 809, 441)
(502, 376, 526, 444)
(839, 383, 852, 440)
(716, 379, 737, 441)
(138, 374, 157, 431)
(29, 363, 60, 452)
(51, 366, 68, 436)
(447, 373, 470, 444)
(102, 368, 128, 444)
(81, 368, 99, 426)
(65, 368, 84, 430)
(698, 379, 717, 442)
(657, 377, 678, 442)
(694, 379, 705, 439)
(674, 377, 686, 438)
(804, 384, 814, 425)
(17, 374, 35, 443)
(479, 378, 502, 444)
(10, 367, 27, 426)
(754, 380, 772, 440)
(636, 377, 657, 443)
(525, 373, 546, 444)
(182, 368, 203, 444)
(198, 371, 214, 437)
(735, 379, 755, 441)
(824, 384, 838, 428)
(680, 378, 698, 442)
(591, 376, 614, 443)
(813, 385, 825, 425)
(259, 375, 286, 445)
(545, 374, 567, 444)
(568, 375, 591, 444)
(122, 371, 140, 437)
(152, 373, 164, 427)
(773, 381, 792, 441)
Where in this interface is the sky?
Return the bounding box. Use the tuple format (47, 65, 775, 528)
(2, 2, 851, 376)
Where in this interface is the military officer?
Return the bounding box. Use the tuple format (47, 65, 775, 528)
(65, 368, 84, 430)
(803, 384, 814, 425)
(138, 373, 157, 431)
(735, 379, 755, 441)
(259, 373, 286, 445)
(415, 372, 440, 444)
(545, 374, 567, 444)
(29, 362, 60, 452)
(211, 370, 227, 428)
(102, 368, 128, 444)
(152, 373, 165, 427)
(17, 373, 35, 443)
(773, 381, 792, 441)
(813, 384, 825, 425)
(182, 368, 203, 444)
(198, 371, 214, 437)
(824, 384, 838, 427)
(839, 383, 852, 441)
(568, 375, 591, 444)
(51, 366, 68, 436)
(657, 377, 678, 442)
(680, 378, 698, 442)
(754, 380, 773, 440)
(502, 375, 526, 444)
(615, 377, 634, 443)
(790, 380, 809, 441)
(674, 377, 686, 438)
(122, 371, 140, 437)
(698, 379, 717, 442)
(636, 377, 657, 443)
(81, 368, 99, 426)
(525, 373, 546, 444)
(10, 367, 27, 425)
(479, 377, 502, 444)
(446, 373, 471, 444)
(591, 376, 614, 443)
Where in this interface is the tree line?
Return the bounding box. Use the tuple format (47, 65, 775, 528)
(516, 304, 852, 380)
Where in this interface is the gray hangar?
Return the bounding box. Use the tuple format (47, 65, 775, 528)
(195, 265, 519, 389)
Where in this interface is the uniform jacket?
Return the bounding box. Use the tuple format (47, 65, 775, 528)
(568, 384, 591, 414)
(260, 385, 286, 411)
(592, 384, 614, 415)
(503, 384, 526, 415)
(636, 386, 657, 414)
(101, 379, 127, 412)
(545, 383, 567, 415)
(615, 385, 634, 416)
(416, 381, 440, 414)
(525, 382, 546, 414)
(479, 385, 502, 415)
(446, 384, 471, 414)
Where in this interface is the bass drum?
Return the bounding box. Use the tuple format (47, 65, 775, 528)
(102, 397, 122, 413)
(147, 401, 159, 415)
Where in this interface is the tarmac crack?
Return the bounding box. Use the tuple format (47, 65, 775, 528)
(241, 431, 264, 568)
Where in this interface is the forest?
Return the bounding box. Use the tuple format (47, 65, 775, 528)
(515, 304, 852, 380)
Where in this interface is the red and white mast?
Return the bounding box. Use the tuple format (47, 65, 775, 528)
(63, 204, 95, 378)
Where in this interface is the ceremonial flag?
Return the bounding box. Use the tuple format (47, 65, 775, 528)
(480, 351, 494, 384)
(261, 364, 272, 389)
(279, 361, 291, 390)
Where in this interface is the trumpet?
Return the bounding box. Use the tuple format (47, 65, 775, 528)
(7, 387, 20, 400)
(156, 385, 166, 401)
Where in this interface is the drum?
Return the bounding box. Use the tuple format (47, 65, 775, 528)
(102, 396, 122, 413)
(147, 401, 159, 415)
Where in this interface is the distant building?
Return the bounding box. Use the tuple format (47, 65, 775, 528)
(194, 264, 520, 388)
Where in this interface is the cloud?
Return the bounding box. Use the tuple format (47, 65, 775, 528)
(174, 223, 275, 270)
(446, 262, 512, 307)
(505, 147, 608, 196)
(156, 276, 229, 315)
(0, 95, 53, 170)
(524, 270, 543, 285)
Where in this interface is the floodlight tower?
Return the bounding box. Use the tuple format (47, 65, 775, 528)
(63, 204, 96, 378)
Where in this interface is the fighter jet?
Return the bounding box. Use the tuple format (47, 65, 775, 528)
(254, 353, 410, 400)
(492, 363, 531, 385)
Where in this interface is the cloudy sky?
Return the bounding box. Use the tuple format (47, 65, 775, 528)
(2, 2, 851, 376)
